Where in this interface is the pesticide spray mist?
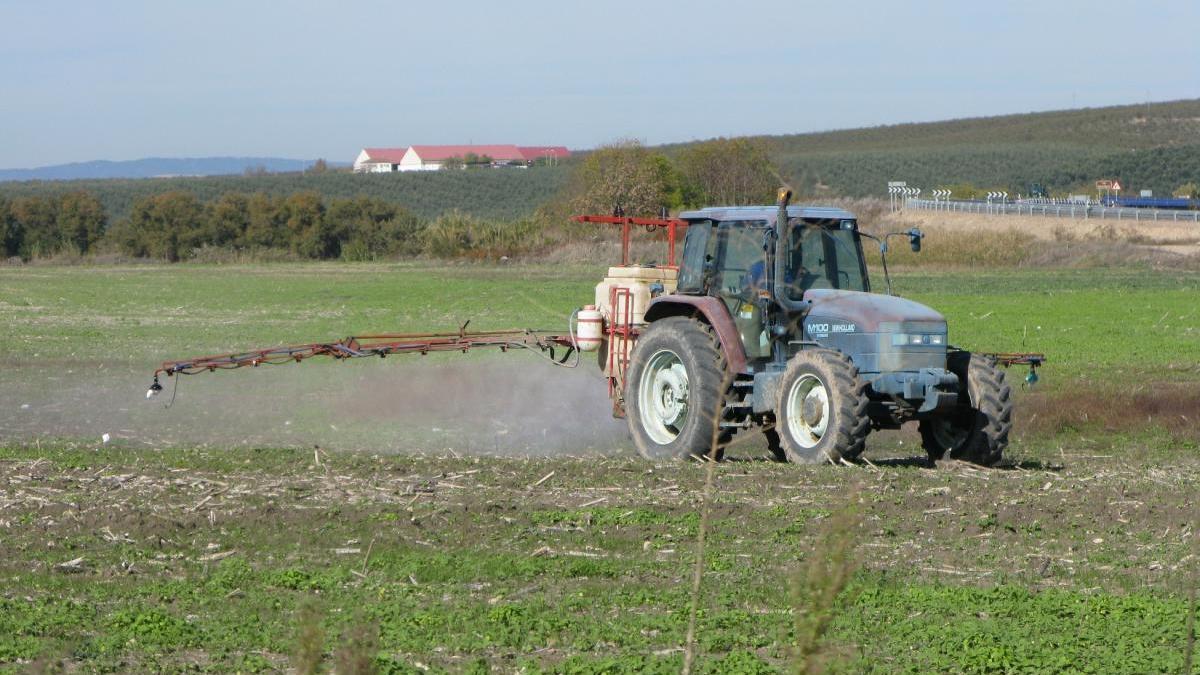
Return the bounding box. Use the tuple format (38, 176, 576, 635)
(0, 354, 629, 456)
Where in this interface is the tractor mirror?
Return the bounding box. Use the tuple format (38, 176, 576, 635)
(909, 228, 923, 252)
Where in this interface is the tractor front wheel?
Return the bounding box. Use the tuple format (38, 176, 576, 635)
(919, 351, 1013, 467)
(625, 317, 729, 461)
(775, 349, 870, 464)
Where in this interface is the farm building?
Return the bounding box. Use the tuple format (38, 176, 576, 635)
(353, 145, 570, 173)
(352, 148, 410, 173)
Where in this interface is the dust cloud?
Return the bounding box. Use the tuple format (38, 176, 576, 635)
(0, 355, 630, 456)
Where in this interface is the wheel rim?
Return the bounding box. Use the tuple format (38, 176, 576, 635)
(638, 349, 690, 445)
(784, 373, 830, 449)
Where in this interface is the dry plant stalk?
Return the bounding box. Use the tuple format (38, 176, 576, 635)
(334, 619, 379, 675)
(292, 603, 325, 675)
(682, 368, 735, 675)
(1185, 507, 1198, 672)
(790, 485, 863, 674)
(1185, 583, 1196, 674)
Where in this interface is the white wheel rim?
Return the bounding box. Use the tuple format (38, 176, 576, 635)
(785, 374, 830, 449)
(638, 349, 689, 445)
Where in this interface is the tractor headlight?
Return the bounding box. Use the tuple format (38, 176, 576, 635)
(891, 333, 946, 347)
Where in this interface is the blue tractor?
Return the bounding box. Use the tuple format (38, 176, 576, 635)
(620, 189, 1041, 466)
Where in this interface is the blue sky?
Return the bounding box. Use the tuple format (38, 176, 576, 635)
(0, 0, 1196, 169)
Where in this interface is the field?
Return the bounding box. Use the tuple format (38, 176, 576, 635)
(2, 254, 1200, 672)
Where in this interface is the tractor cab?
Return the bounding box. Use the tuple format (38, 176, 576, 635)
(673, 205, 873, 361)
(676, 206, 869, 296)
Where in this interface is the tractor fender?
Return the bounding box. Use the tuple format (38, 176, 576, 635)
(643, 296, 749, 374)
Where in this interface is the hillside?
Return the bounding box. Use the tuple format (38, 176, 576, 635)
(0, 157, 334, 181)
(769, 99, 1200, 154)
(762, 99, 1200, 197)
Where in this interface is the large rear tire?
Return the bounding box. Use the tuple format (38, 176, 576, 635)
(919, 352, 1012, 467)
(625, 317, 729, 461)
(775, 349, 870, 464)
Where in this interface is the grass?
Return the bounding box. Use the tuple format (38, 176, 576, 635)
(2, 263, 1197, 383)
(2, 260, 1199, 671)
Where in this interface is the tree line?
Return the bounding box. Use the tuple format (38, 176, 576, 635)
(0, 166, 570, 223)
(1, 191, 107, 259)
(0, 138, 784, 262)
(0, 191, 428, 261)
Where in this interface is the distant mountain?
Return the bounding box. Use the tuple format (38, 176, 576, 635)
(0, 157, 344, 182)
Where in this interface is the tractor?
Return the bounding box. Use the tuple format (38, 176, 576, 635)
(578, 189, 1040, 466)
(149, 189, 1041, 466)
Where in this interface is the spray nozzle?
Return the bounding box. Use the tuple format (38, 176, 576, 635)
(146, 376, 163, 399)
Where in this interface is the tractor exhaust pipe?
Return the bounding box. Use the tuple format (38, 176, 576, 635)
(772, 187, 811, 315)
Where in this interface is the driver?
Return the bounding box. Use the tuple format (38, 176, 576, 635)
(743, 248, 802, 297)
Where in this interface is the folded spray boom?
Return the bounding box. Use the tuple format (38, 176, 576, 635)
(147, 324, 577, 400)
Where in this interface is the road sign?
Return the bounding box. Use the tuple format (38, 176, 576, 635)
(1095, 179, 1113, 190)
(1112, 180, 1122, 192)
(888, 181, 907, 187)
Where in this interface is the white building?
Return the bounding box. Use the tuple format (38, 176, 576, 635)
(352, 148, 409, 173)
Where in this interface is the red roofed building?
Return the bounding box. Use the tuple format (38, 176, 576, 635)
(354, 144, 571, 173)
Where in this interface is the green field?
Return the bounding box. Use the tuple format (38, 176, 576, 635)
(2, 262, 1199, 672)
(3, 264, 1198, 379)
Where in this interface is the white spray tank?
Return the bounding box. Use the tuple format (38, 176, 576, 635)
(575, 305, 604, 352)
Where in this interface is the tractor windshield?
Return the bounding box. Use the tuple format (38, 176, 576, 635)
(783, 218, 869, 298)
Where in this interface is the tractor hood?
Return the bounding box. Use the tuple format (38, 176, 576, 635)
(802, 289, 945, 331)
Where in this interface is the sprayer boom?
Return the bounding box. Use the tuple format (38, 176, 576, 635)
(148, 327, 575, 399)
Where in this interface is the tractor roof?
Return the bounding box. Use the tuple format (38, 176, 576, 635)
(678, 205, 856, 222)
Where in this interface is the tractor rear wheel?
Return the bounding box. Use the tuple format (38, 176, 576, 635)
(919, 352, 1012, 467)
(625, 317, 729, 461)
(775, 349, 870, 464)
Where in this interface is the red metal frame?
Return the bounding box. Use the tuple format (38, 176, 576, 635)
(150, 213, 685, 393)
(605, 285, 636, 405)
(980, 353, 1045, 367)
(570, 215, 685, 268)
(154, 329, 573, 380)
